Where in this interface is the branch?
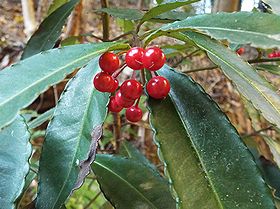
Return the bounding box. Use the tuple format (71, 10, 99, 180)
(100, 0, 110, 41)
(182, 57, 280, 74)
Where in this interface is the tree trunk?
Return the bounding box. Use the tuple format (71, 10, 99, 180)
(21, 0, 37, 38)
(212, 0, 241, 12)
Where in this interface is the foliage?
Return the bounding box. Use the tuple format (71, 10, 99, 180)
(1, 0, 280, 209)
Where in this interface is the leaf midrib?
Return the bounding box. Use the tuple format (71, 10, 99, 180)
(50, 83, 102, 208)
(94, 161, 158, 209)
(163, 87, 224, 209)
(0, 48, 104, 108)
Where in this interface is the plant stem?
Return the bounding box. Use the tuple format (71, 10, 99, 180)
(100, 0, 109, 41)
(84, 192, 102, 209)
(110, 31, 134, 42)
(113, 113, 121, 151)
(183, 57, 280, 74)
(242, 126, 274, 138)
(248, 58, 280, 64)
(183, 65, 217, 74)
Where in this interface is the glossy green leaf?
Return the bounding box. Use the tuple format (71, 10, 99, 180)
(147, 12, 280, 48)
(185, 31, 280, 130)
(92, 154, 176, 209)
(36, 58, 109, 209)
(0, 116, 31, 209)
(250, 148, 280, 199)
(256, 64, 280, 76)
(97, 8, 143, 20)
(119, 141, 157, 170)
(28, 108, 55, 129)
(147, 65, 275, 209)
(22, 0, 79, 59)
(140, 0, 198, 24)
(0, 42, 127, 130)
(47, 0, 69, 15)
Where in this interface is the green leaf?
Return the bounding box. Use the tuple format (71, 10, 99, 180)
(36, 58, 110, 209)
(0, 42, 127, 130)
(96, 8, 143, 20)
(256, 64, 280, 76)
(151, 11, 191, 22)
(92, 154, 176, 209)
(119, 141, 156, 170)
(47, 0, 69, 15)
(0, 116, 31, 209)
(147, 65, 275, 209)
(184, 31, 280, 130)
(28, 108, 55, 129)
(147, 12, 280, 48)
(22, 0, 79, 59)
(250, 148, 280, 199)
(140, 0, 199, 24)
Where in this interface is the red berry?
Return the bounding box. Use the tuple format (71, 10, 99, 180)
(99, 52, 120, 74)
(125, 47, 145, 70)
(146, 76, 170, 99)
(108, 96, 123, 112)
(126, 106, 143, 122)
(276, 51, 280, 57)
(115, 91, 135, 108)
(120, 79, 142, 100)
(108, 79, 119, 93)
(93, 72, 115, 92)
(268, 53, 275, 58)
(142, 47, 166, 71)
(236, 47, 245, 55)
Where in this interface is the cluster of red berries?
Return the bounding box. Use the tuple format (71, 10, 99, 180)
(93, 46, 170, 123)
(268, 51, 280, 58)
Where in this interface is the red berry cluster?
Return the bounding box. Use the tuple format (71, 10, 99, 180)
(93, 46, 170, 123)
(268, 51, 280, 58)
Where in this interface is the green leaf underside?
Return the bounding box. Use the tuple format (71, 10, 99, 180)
(148, 12, 280, 48)
(148, 65, 275, 209)
(0, 116, 31, 209)
(97, 7, 190, 22)
(0, 42, 127, 130)
(256, 64, 280, 76)
(47, 0, 69, 15)
(36, 58, 109, 209)
(140, 0, 199, 23)
(22, 0, 79, 59)
(97, 8, 144, 20)
(28, 108, 55, 129)
(92, 154, 176, 209)
(184, 31, 280, 130)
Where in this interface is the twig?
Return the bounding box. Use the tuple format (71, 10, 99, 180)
(242, 126, 274, 138)
(100, 0, 110, 41)
(90, 34, 104, 41)
(182, 65, 218, 74)
(183, 57, 280, 74)
(109, 31, 134, 42)
(173, 49, 201, 68)
(84, 191, 102, 209)
(113, 113, 122, 151)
